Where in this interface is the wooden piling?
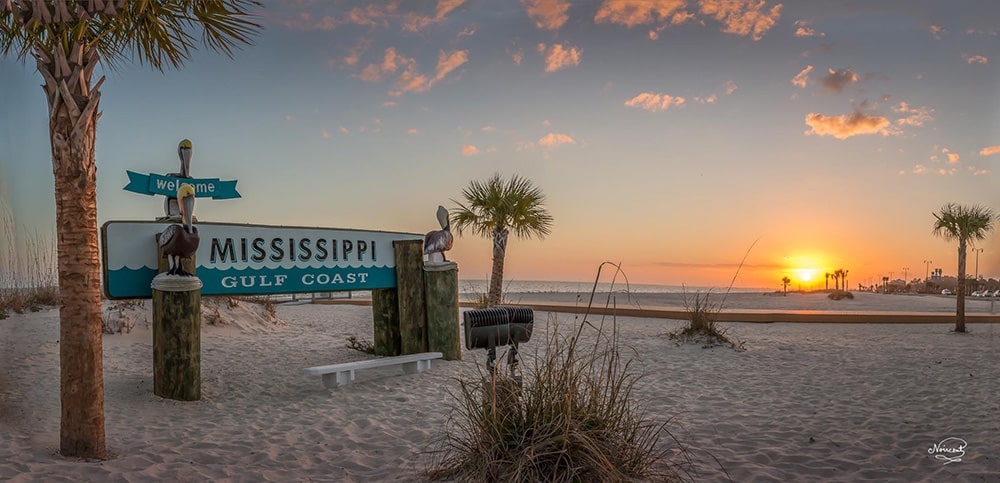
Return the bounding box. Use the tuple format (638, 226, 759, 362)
(152, 236, 201, 401)
(394, 239, 428, 355)
(424, 261, 461, 360)
(372, 288, 401, 356)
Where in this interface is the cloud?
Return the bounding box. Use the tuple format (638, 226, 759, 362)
(520, 0, 571, 30)
(791, 65, 813, 88)
(793, 19, 824, 37)
(893, 102, 934, 127)
(594, 0, 690, 28)
(938, 147, 960, 164)
(937, 168, 956, 176)
(391, 49, 468, 95)
(461, 145, 479, 156)
(284, 115, 294, 122)
(322, 128, 330, 138)
(699, 0, 782, 41)
(538, 133, 576, 147)
(510, 47, 525, 64)
(407, 128, 420, 135)
(913, 164, 926, 175)
(969, 166, 990, 176)
(725, 80, 738, 95)
(403, 0, 467, 31)
(381, 101, 398, 108)
(929, 24, 945, 39)
(272, 4, 397, 31)
(481, 125, 496, 132)
(538, 43, 582, 72)
(819, 67, 858, 93)
(962, 54, 989, 64)
(694, 94, 718, 104)
(980, 146, 1000, 156)
(339, 126, 350, 134)
(625, 92, 686, 112)
(804, 111, 894, 139)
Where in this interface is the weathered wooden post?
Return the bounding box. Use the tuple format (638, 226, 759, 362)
(394, 239, 428, 354)
(424, 261, 461, 360)
(372, 288, 401, 356)
(152, 239, 201, 401)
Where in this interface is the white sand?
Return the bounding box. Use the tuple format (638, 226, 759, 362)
(1, 297, 998, 481)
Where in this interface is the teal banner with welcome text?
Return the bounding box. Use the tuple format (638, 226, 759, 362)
(124, 170, 240, 199)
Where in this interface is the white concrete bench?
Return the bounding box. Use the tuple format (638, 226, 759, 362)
(303, 352, 444, 388)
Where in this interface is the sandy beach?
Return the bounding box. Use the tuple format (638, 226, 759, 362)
(1, 294, 997, 481)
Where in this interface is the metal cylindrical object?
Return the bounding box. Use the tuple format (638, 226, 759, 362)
(462, 306, 534, 349)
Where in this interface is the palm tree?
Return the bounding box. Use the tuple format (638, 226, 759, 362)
(781, 276, 791, 295)
(451, 173, 554, 307)
(932, 203, 998, 332)
(824, 272, 830, 290)
(1, 1, 260, 458)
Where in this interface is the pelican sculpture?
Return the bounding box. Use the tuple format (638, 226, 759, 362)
(164, 139, 193, 218)
(424, 205, 454, 263)
(159, 183, 200, 276)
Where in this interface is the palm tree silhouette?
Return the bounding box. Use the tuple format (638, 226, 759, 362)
(452, 173, 554, 307)
(932, 203, 997, 332)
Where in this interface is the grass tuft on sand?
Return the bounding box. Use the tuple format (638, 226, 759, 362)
(428, 263, 688, 482)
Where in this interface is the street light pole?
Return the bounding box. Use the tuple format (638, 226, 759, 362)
(924, 259, 933, 292)
(902, 267, 909, 290)
(973, 248, 983, 281)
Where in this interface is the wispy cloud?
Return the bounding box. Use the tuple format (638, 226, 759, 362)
(403, 0, 468, 31)
(625, 92, 686, 112)
(819, 67, 858, 93)
(962, 54, 989, 64)
(538, 43, 582, 72)
(407, 128, 420, 135)
(929, 24, 946, 39)
(390, 49, 469, 95)
(912, 164, 927, 175)
(461, 145, 479, 156)
(594, 0, 690, 29)
(594, 0, 780, 40)
(520, 0, 571, 30)
(538, 133, 576, 147)
(322, 128, 330, 138)
(980, 146, 1000, 156)
(699, 0, 782, 41)
(694, 94, 718, 104)
(893, 102, 934, 127)
(969, 166, 990, 176)
(794, 19, 824, 37)
(481, 125, 496, 132)
(725, 80, 738, 95)
(791, 65, 813, 88)
(804, 111, 893, 139)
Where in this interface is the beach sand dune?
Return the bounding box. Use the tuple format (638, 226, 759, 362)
(1, 299, 997, 481)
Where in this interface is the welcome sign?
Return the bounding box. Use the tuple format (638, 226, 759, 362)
(124, 171, 241, 199)
(101, 221, 423, 299)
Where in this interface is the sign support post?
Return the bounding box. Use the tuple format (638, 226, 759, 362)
(152, 245, 202, 401)
(425, 261, 461, 360)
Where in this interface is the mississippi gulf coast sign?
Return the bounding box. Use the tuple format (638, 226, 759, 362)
(101, 221, 423, 299)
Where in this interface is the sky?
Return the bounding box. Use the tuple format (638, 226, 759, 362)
(1, 0, 999, 290)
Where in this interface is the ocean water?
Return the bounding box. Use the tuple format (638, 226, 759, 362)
(456, 279, 767, 295)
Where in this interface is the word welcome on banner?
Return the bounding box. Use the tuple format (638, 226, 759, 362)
(101, 221, 423, 299)
(124, 170, 241, 199)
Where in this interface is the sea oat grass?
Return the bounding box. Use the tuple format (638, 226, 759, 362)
(428, 264, 688, 482)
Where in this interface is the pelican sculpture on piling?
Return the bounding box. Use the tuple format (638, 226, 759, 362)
(424, 205, 454, 263)
(164, 139, 193, 218)
(159, 183, 200, 276)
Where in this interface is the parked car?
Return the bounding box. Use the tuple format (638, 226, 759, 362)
(941, 289, 953, 295)
(971, 290, 984, 297)
(992, 290, 1000, 297)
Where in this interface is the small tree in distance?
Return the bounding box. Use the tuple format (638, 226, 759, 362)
(451, 173, 553, 307)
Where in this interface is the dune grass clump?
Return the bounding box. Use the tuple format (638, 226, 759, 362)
(827, 290, 854, 300)
(345, 335, 376, 354)
(669, 291, 744, 350)
(429, 264, 687, 482)
(1, 209, 59, 317)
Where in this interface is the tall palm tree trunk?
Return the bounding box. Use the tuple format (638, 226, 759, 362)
(38, 40, 107, 458)
(956, 240, 967, 332)
(487, 229, 509, 306)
